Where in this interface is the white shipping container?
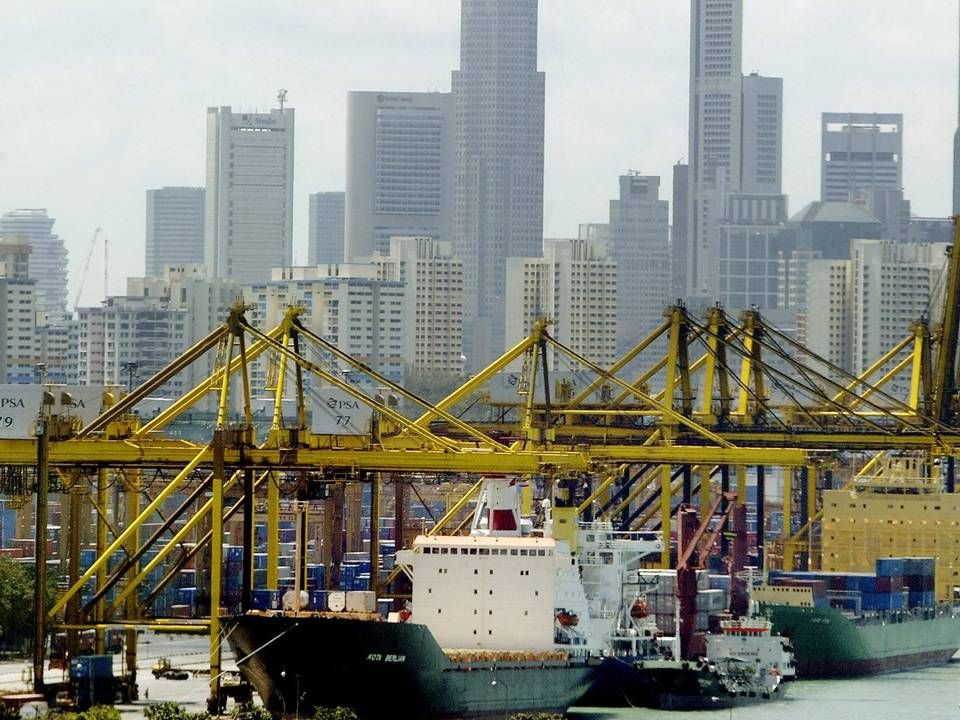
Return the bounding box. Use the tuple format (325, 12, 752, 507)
(346, 590, 377, 613)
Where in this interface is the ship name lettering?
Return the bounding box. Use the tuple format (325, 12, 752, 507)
(384, 654, 405, 663)
(366, 653, 383, 662)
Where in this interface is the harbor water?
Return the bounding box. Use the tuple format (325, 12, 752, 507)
(569, 660, 960, 719)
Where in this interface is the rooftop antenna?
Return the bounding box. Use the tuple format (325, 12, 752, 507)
(277, 88, 288, 110)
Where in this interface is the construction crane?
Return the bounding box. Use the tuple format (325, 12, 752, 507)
(73, 227, 103, 313)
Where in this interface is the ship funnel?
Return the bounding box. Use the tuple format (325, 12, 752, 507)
(470, 477, 526, 537)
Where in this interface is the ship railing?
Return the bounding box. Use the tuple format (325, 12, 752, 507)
(579, 524, 661, 545)
(826, 590, 862, 616)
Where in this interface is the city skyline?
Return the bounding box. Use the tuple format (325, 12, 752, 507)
(1, 1, 957, 307)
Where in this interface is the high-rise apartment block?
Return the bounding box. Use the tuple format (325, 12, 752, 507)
(246, 266, 405, 382)
(77, 265, 238, 396)
(802, 240, 948, 394)
(777, 201, 883, 315)
(849, 240, 946, 378)
(205, 105, 294, 284)
(453, 0, 545, 368)
(37, 321, 79, 385)
(78, 302, 187, 391)
(371, 237, 463, 376)
(0, 209, 68, 321)
(609, 174, 671, 351)
(308, 192, 345, 266)
(146, 187, 205, 276)
(344, 92, 452, 260)
(505, 238, 618, 370)
(801, 258, 852, 373)
(0, 236, 36, 383)
(821, 113, 903, 202)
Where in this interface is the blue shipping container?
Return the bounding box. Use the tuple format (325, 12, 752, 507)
(252, 589, 279, 610)
(70, 655, 113, 679)
(876, 557, 905, 577)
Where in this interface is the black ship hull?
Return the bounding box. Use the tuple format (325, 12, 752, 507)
(226, 613, 599, 719)
(579, 656, 788, 710)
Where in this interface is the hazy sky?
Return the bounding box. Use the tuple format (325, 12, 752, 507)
(1, 1, 956, 307)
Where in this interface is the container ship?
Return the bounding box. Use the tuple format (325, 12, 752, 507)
(226, 477, 663, 719)
(758, 557, 960, 676)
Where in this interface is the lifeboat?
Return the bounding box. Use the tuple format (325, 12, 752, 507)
(556, 610, 579, 627)
(630, 597, 649, 619)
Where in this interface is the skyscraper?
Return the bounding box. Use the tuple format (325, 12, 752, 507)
(145, 187, 205, 276)
(687, 0, 744, 302)
(609, 174, 671, 352)
(344, 92, 453, 261)
(671, 162, 689, 300)
(0, 209, 68, 320)
(685, 1, 783, 305)
(452, 0, 545, 368)
(308, 192, 345, 266)
(820, 113, 903, 202)
(740, 73, 783, 195)
(204, 104, 294, 284)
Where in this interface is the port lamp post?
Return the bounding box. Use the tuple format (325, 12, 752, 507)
(280, 669, 300, 720)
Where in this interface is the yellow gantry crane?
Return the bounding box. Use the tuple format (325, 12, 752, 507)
(7, 221, 960, 709)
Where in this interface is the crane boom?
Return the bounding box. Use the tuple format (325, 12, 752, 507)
(73, 227, 102, 313)
(932, 220, 960, 424)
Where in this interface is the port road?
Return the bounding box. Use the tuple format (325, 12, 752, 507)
(0, 633, 237, 719)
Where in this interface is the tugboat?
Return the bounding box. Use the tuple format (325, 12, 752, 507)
(579, 498, 793, 710)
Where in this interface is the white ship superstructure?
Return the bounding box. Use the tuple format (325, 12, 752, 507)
(396, 477, 662, 655)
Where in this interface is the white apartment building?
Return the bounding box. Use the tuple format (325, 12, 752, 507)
(245, 266, 405, 385)
(37, 320, 79, 385)
(205, 105, 294, 284)
(504, 238, 618, 370)
(78, 265, 239, 398)
(77, 301, 188, 394)
(0, 236, 37, 383)
(802, 240, 949, 397)
(146, 187, 205, 276)
(801, 258, 851, 373)
(850, 240, 948, 379)
(344, 92, 452, 260)
(0, 209, 68, 322)
(371, 237, 463, 376)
